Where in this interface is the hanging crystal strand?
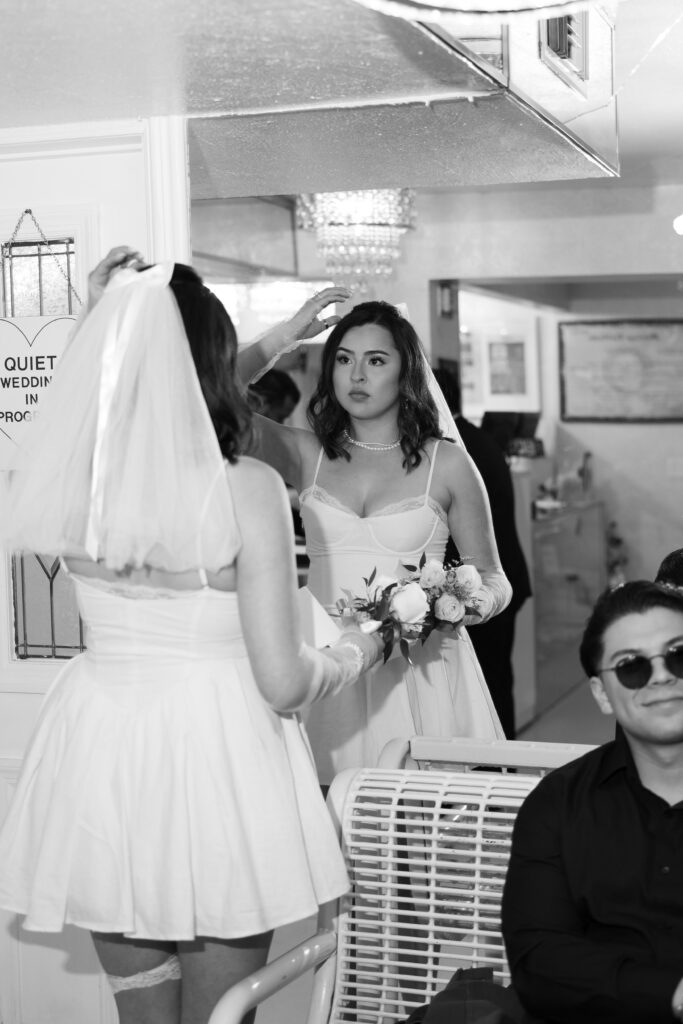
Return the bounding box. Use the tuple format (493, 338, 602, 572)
(296, 190, 415, 294)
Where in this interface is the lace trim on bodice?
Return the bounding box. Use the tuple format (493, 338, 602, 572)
(299, 484, 448, 525)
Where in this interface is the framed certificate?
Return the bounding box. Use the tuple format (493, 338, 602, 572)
(560, 320, 683, 422)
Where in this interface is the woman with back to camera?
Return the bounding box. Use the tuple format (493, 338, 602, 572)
(0, 248, 381, 1024)
(238, 299, 511, 784)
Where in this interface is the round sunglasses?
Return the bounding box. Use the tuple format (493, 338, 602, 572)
(599, 643, 683, 690)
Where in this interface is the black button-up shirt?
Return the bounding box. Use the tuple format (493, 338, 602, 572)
(502, 728, 683, 1023)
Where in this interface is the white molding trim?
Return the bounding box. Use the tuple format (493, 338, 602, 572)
(143, 116, 191, 263)
(0, 119, 145, 162)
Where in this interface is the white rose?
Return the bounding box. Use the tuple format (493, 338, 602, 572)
(419, 559, 447, 589)
(371, 574, 399, 599)
(435, 593, 466, 624)
(451, 563, 482, 597)
(390, 581, 429, 624)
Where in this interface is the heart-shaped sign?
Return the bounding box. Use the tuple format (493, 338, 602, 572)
(0, 316, 76, 468)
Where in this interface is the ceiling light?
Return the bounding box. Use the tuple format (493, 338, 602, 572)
(673, 214, 683, 235)
(296, 189, 416, 294)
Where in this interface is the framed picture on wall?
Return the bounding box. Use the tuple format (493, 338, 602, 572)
(481, 324, 541, 412)
(560, 320, 683, 421)
(457, 288, 541, 420)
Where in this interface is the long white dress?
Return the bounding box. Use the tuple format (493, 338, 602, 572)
(300, 440, 505, 785)
(0, 572, 350, 940)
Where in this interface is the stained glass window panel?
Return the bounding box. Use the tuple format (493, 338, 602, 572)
(2, 239, 76, 317)
(12, 553, 84, 659)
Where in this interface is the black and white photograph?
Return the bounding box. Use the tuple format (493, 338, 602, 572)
(1, 2, 683, 1023)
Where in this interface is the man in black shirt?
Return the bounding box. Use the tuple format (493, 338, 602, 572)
(502, 580, 683, 1024)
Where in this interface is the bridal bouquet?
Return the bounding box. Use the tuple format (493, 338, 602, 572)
(337, 554, 483, 664)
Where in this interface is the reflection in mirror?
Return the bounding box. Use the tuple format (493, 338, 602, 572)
(188, 201, 632, 749)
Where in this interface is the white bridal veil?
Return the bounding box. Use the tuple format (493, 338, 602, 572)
(1, 265, 240, 573)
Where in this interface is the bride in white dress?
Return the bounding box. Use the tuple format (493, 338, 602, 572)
(239, 298, 511, 785)
(0, 249, 381, 1024)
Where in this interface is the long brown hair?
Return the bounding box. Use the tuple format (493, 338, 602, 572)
(307, 300, 441, 469)
(170, 265, 253, 462)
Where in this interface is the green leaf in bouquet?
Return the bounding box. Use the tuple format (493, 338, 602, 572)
(402, 562, 417, 573)
(376, 586, 397, 619)
(435, 620, 460, 633)
(367, 567, 377, 587)
(399, 638, 413, 665)
(418, 551, 426, 569)
(381, 622, 395, 663)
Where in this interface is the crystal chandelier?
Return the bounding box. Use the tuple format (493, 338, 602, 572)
(296, 189, 416, 293)
(348, 0, 612, 24)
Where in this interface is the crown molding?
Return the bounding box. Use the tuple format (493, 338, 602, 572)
(0, 120, 145, 162)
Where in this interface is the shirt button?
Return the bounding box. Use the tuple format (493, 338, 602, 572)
(662, 865, 671, 874)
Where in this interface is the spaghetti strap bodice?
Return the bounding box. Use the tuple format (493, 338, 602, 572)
(300, 441, 449, 610)
(298, 439, 504, 784)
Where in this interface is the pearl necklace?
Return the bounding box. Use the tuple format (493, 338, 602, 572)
(342, 430, 401, 452)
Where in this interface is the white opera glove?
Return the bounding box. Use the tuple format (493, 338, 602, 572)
(296, 630, 382, 708)
(463, 567, 512, 627)
(248, 324, 304, 384)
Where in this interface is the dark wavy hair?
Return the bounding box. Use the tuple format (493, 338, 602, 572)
(656, 548, 683, 588)
(307, 300, 441, 469)
(579, 580, 683, 677)
(168, 264, 253, 462)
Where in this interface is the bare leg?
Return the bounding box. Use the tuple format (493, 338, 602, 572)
(178, 931, 273, 1024)
(92, 932, 181, 1024)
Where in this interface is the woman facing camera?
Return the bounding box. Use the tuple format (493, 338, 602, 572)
(0, 249, 381, 1024)
(239, 299, 511, 784)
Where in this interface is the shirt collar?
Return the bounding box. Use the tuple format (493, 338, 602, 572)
(596, 725, 638, 786)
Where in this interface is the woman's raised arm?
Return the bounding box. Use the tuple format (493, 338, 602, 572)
(237, 286, 350, 385)
(231, 457, 381, 711)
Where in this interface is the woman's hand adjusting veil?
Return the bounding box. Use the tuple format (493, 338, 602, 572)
(283, 286, 351, 342)
(238, 285, 351, 385)
(87, 245, 146, 310)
